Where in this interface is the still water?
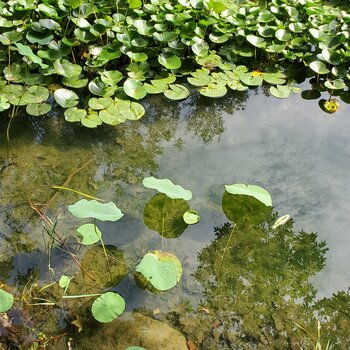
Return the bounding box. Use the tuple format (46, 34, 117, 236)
(0, 87, 349, 349)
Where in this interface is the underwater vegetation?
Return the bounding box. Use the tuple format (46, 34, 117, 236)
(0, 177, 349, 349)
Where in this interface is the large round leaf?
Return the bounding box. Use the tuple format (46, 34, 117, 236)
(199, 83, 227, 98)
(225, 183, 272, 207)
(0, 289, 14, 312)
(158, 53, 181, 70)
(134, 250, 182, 291)
(91, 292, 125, 323)
(269, 85, 291, 99)
(68, 199, 124, 221)
(22, 86, 49, 104)
(26, 103, 51, 116)
(164, 84, 189, 100)
(143, 193, 189, 238)
(143, 176, 192, 200)
(123, 79, 147, 100)
(309, 61, 330, 75)
(64, 107, 87, 122)
(54, 59, 82, 77)
(54, 88, 79, 108)
(76, 223, 102, 245)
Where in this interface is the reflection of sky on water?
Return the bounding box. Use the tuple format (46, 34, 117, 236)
(158, 90, 350, 298)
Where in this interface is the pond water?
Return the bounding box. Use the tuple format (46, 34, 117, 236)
(0, 87, 350, 349)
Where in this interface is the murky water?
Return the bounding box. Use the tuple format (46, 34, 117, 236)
(0, 87, 349, 349)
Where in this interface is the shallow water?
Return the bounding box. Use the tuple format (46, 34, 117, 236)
(0, 88, 350, 348)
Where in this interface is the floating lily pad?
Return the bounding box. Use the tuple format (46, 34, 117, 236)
(54, 88, 79, 108)
(64, 107, 87, 122)
(0, 96, 10, 112)
(76, 223, 102, 245)
(68, 199, 124, 221)
(26, 103, 51, 116)
(309, 60, 330, 75)
(164, 84, 189, 100)
(22, 86, 49, 104)
(123, 79, 147, 100)
(225, 183, 272, 207)
(91, 292, 125, 323)
(199, 83, 227, 98)
(59, 275, 72, 291)
(269, 85, 291, 99)
(54, 59, 82, 77)
(0, 289, 14, 312)
(183, 210, 200, 225)
(143, 177, 192, 200)
(158, 53, 181, 70)
(88, 97, 113, 110)
(135, 250, 182, 292)
(144, 193, 189, 238)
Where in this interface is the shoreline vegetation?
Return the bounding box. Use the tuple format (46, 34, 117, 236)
(0, 0, 349, 127)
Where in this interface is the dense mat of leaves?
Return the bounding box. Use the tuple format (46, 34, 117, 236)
(0, 0, 349, 125)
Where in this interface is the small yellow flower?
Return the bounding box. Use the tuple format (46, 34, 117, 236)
(324, 98, 340, 114)
(251, 70, 263, 77)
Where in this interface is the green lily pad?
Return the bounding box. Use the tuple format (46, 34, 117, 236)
(0, 289, 14, 312)
(88, 97, 113, 110)
(88, 77, 108, 96)
(183, 210, 200, 225)
(158, 53, 181, 70)
(134, 250, 182, 292)
(59, 275, 72, 292)
(225, 183, 272, 207)
(54, 88, 79, 108)
(199, 83, 227, 98)
(62, 76, 88, 88)
(22, 86, 49, 104)
(91, 292, 125, 323)
(0, 31, 22, 45)
(269, 85, 291, 98)
(309, 61, 330, 75)
(54, 59, 82, 77)
(144, 193, 189, 238)
(0, 96, 10, 112)
(68, 199, 124, 221)
(81, 113, 103, 128)
(164, 84, 189, 100)
(76, 223, 102, 245)
(26, 103, 51, 116)
(143, 176, 192, 200)
(240, 73, 263, 86)
(99, 104, 127, 125)
(123, 79, 147, 100)
(100, 70, 123, 86)
(246, 35, 266, 48)
(64, 107, 87, 122)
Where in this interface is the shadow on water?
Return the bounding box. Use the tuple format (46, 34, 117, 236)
(0, 88, 349, 348)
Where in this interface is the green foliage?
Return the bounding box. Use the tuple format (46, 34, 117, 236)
(76, 223, 102, 245)
(225, 183, 272, 207)
(143, 193, 189, 238)
(143, 177, 192, 200)
(68, 199, 124, 221)
(0, 288, 14, 312)
(183, 210, 201, 225)
(0, 0, 348, 125)
(134, 250, 182, 292)
(91, 292, 126, 323)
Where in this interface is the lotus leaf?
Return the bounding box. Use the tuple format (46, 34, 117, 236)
(144, 193, 189, 238)
(164, 84, 190, 100)
(68, 199, 124, 221)
(26, 103, 51, 116)
(199, 83, 227, 98)
(76, 223, 102, 245)
(54, 89, 79, 108)
(91, 292, 125, 323)
(225, 183, 272, 207)
(269, 85, 291, 99)
(143, 177, 192, 200)
(183, 210, 200, 224)
(64, 107, 87, 122)
(0, 289, 14, 312)
(134, 250, 182, 291)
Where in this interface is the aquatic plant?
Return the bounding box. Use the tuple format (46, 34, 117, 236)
(0, 0, 348, 127)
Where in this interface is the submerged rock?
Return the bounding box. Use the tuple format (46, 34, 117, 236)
(75, 312, 188, 350)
